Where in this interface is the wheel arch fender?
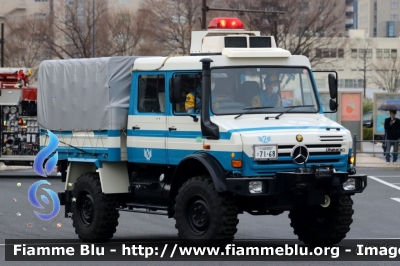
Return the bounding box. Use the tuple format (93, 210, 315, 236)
(65, 161, 97, 191)
(170, 153, 227, 199)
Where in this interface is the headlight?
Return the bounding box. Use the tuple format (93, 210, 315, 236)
(343, 178, 356, 191)
(249, 181, 263, 193)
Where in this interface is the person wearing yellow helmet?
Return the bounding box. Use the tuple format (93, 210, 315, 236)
(185, 79, 202, 113)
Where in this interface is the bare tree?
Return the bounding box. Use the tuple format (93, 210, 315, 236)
(106, 8, 160, 56)
(347, 37, 374, 98)
(3, 15, 47, 68)
(142, 0, 203, 55)
(228, 0, 346, 66)
(372, 57, 400, 93)
(38, 0, 111, 59)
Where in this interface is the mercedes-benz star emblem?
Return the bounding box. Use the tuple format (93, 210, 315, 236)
(291, 145, 309, 165)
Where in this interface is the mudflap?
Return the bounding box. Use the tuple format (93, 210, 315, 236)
(58, 190, 72, 218)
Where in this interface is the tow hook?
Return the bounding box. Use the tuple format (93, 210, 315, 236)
(339, 195, 354, 206)
(347, 167, 356, 175)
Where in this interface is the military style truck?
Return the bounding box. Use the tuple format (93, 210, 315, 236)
(38, 17, 367, 246)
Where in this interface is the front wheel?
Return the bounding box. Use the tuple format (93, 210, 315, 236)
(71, 172, 119, 242)
(289, 194, 354, 246)
(174, 176, 239, 244)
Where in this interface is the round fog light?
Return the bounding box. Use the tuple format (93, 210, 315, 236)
(249, 181, 263, 194)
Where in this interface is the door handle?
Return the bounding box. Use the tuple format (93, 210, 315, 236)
(132, 126, 140, 130)
(169, 127, 177, 131)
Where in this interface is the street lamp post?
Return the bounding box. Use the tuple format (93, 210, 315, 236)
(1, 23, 4, 67)
(92, 0, 95, 58)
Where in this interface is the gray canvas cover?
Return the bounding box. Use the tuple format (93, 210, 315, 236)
(38, 56, 140, 131)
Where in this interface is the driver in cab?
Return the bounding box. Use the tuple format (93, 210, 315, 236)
(212, 81, 234, 110)
(252, 75, 281, 107)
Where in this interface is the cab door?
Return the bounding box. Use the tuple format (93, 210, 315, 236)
(166, 72, 203, 165)
(128, 73, 167, 164)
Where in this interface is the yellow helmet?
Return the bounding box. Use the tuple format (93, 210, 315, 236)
(27, 70, 34, 76)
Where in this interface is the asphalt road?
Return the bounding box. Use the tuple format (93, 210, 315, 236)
(0, 168, 399, 266)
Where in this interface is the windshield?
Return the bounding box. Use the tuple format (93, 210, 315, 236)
(210, 67, 319, 115)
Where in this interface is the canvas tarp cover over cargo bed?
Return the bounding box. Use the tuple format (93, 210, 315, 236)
(37, 56, 139, 131)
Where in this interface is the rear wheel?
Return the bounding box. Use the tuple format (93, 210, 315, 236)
(289, 194, 354, 246)
(174, 176, 239, 244)
(71, 172, 119, 242)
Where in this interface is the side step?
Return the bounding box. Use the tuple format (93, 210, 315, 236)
(130, 182, 154, 186)
(117, 203, 168, 216)
(126, 203, 168, 210)
(118, 208, 167, 216)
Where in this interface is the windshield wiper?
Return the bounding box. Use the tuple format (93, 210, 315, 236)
(265, 105, 315, 120)
(234, 106, 273, 119)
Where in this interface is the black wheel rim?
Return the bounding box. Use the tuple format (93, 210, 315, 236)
(187, 196, 210, 235)
(77, 190, 94, 226)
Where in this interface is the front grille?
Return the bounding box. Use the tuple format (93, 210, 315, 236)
(319, 135, 345, 141)
(278, 144, 342, 149)
(256, 143, 344, 165)
(256, 159, 341, 165)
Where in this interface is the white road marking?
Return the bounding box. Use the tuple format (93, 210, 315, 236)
(368, 176, 400, 191)
(391, 198, 400, 203)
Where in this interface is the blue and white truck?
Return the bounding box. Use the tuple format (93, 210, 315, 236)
(38, 17, 367, 246)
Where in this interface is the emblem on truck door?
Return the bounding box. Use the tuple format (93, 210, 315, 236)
(291, 145, 309, 164)
(144, 149, 152, 161)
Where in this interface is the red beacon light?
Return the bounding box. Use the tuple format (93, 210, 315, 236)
(208, 17, 245, 30)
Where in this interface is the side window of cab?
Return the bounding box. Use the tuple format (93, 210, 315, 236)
(138, 75, 165, 113)
(170, 73, 202, 114)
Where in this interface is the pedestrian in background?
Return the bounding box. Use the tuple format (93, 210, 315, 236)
(384, 110, 400, 164)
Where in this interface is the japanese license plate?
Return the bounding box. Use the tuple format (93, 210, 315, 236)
(254, 145, 278, 161)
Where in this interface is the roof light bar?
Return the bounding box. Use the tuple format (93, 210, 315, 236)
(208, 17, 245, 30)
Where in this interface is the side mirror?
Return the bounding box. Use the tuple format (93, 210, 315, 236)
(329, 99, 338, 111)
(328, 74, 337, 99)
(169, 76, 182, 103)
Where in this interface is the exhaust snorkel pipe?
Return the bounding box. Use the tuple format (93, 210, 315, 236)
(200, 58, 219, 140)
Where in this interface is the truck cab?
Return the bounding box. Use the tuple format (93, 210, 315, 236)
(49, 17, 367, 246)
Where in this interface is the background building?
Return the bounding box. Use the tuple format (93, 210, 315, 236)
(346, 0, 356, 33)
(358, 0, 400, 37)
(0, 0, 141, 25)
(314, 29, 400, 97)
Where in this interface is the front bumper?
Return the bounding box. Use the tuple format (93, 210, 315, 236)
(225, 166, 367, 198)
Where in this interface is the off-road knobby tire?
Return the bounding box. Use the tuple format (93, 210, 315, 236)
(289, 194, 354, 247)
(71, 172, 119, 242)
(174, 176, 239, 244)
